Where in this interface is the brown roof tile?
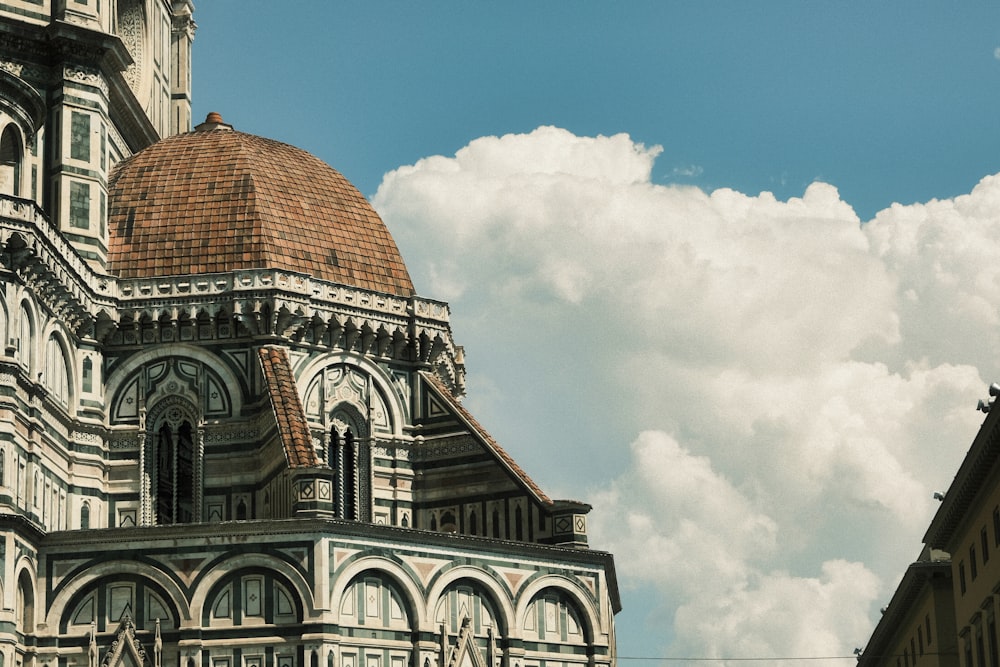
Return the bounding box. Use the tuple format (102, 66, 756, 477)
(107, 124, 415, 297)
(258, 345, 317, 467)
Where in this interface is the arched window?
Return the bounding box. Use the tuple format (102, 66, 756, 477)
(328, 407, 370, 521)
(0, 124, 22, 196)
(492, 508, 501, 538)
(44, 335, 70, 406)
(469, 509, 478, 536)
(80, 501, 90, 529)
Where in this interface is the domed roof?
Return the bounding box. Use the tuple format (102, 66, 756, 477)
(107, 114, 415, 297)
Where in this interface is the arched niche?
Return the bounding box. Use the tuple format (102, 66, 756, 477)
(59, 573, 180, 634)
(0, 123, 22, 196)
(201, 567, 303, 627)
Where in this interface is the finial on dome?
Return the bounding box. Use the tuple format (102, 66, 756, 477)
(194, 111, 233, 132)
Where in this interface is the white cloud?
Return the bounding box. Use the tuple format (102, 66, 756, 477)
(373, 126, 994, 661)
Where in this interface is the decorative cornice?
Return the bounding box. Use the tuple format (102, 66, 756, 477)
(923, 408, 1000, 549)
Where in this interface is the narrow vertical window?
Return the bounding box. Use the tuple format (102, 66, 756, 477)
(984, 526, 991, 564)
(990, 615, 999, 667)
(972, 545, 979, 580)
(69, 181, 90, 229)
(994, 506, 1000, 548)
(0, 124, 22, 196)
(155, 420, 196, 524)
(70, 111, 91, 161)
(960, 561, 967, 594)
(80, 502, 90, 529)
(343, 428, 356, 519)
(82, 357, 93, 393)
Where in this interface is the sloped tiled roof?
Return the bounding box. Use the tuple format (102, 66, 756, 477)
(107, 116, 415, 296)
(419, 371, 553, 505)
(258, 345, 316, 467)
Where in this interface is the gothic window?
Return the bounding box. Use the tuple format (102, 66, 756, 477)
(328, 408, 371, 521)
(44, 335, 70, 405)
(81, 501, 90, 529)
(0, 448, 5, 487)
(492, 508, 501, 538)
(515, 505, 524, 541)
(155, 420, 195, 524)
(469, 510, 478, 535)
(0, 124, 22, 196)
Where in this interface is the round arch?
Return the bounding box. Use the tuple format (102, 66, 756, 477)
(296, 351, 407, 438)
(513, 574, 601, 645)
(329, 555, 425, 630)
(15, 295, 37, 373)
(40, 323, 77, 409)
(13, 557, 36, 634)
(189, 553, 316, 623)
(105, 343, 246, 420)
(0, 122, 23, 196)
(56, 571, 183, 634)
(198, 565, 305, 626)
(44, 559, 191, 630)
(424, 565, 515, 637)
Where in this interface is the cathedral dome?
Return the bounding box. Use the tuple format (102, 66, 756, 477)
(107, 114, 415, 297)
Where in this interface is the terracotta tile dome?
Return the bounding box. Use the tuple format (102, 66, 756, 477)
(107, 115, 415, 297)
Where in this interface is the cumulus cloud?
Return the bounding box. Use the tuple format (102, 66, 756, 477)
(373, 126, 995, 661)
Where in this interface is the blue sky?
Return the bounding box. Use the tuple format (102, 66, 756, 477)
(193, 3, 1000, 222)
(193, 3, 1000, 664)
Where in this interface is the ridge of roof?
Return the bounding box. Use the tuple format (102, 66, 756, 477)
(419, 370, 552, 505)
(258, 345, 316, 467)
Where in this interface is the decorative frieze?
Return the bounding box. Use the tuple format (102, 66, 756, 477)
(410, 436, 480, 461)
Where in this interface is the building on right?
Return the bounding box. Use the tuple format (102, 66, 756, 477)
(860, 387, 1000, 667)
